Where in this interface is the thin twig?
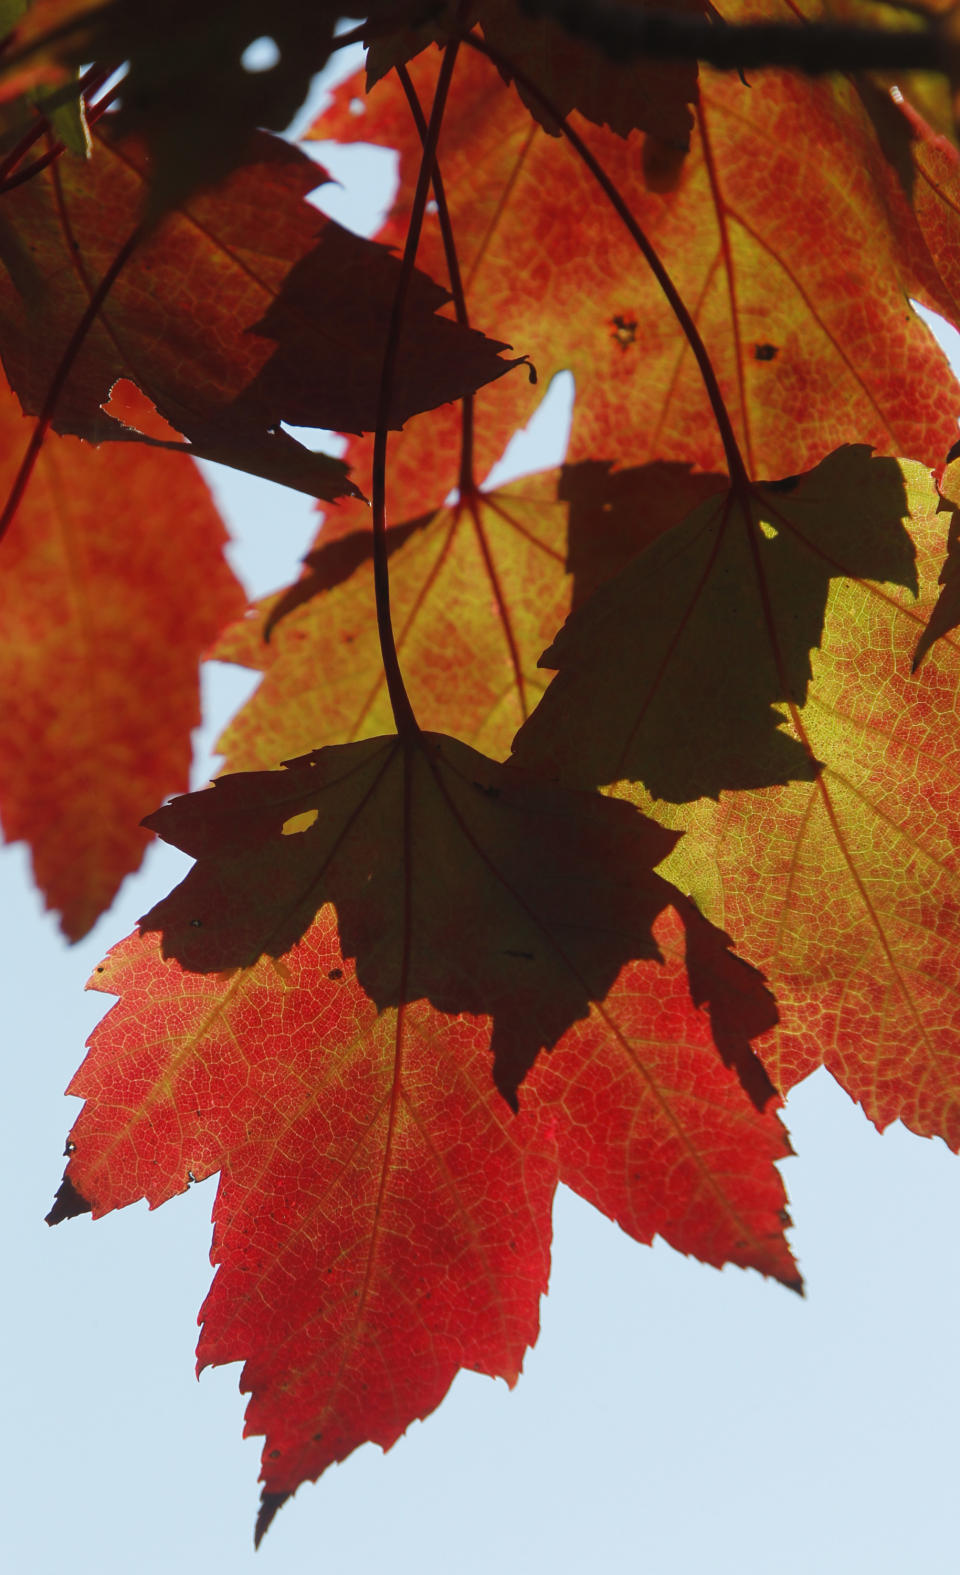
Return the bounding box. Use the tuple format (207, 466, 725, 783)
(396, 61, 477, 496)
(462, 28, 750, 486)
(0, 224, 144, 547)
(371, 40, 463, 737)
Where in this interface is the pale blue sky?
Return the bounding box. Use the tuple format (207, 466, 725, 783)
(4, 45, 960, 1575)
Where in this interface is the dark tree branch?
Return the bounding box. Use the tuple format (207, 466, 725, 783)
(516, 0, 957, 77)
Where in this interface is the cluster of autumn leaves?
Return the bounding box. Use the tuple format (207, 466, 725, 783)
(4, 0, 960, 1537)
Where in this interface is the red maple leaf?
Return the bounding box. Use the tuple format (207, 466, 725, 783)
(8, 0, 958, 1545)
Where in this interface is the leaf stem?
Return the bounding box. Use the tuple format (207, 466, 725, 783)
(396, 61, 477, 497)
(371, 40, 461, 739)
(0, 222, 143, 547)
(0, 67, 114, 191)
(461, 29, 750, 488)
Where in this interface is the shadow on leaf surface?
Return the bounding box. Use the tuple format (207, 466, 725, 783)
(140, 731, 780, 1111)
(514, 447, 917, 801)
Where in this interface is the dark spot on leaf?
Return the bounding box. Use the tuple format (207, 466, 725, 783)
(190, 917, 203, 927)
(328, 967, 343, 980)
(95, 965, 105, 973)
(503, 949, 535, 960)
(610, 313, 637, 351)
(754, 343, 778, 361)
(313, 1430, 324, 1442)
(642, 133, 687, 192)
(64, 1140, 76, 1155)
(472, 780, 500, 798)
(268, 1449, 281, 1459)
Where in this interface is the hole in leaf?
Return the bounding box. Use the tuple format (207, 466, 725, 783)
(102, 378, 183, 442)
(480, 370, 574, 490)
(282, 809, 319, 836)
(241, 36, 280, 73)
(611, 313, 638, 350)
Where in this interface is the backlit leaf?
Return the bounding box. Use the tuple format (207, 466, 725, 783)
(0, 377, 244, 938)
(512, 447, 918, 801)
(212, 463, 725, 771)
(521, 452, 960, 1146)
(53, 728, 796, 1510)
(312, 43, 960, 489)
(0, 121, 520, 496)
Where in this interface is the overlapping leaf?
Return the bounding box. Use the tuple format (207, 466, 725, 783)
(52, 729, 796, 1512)
(0, 378, 244, 938)
(32, 0, 960, 1540)
(365, 0, 703, 146)
(312, 41, 960, 492)
(857, 73, 960, 326)
(512, 448, 919, 799)
(212, 462, 725, 771)
(2, 1, 429, 209)
(914, 454, 960, 665)
(518, 448, 960, 1146)
(0, 119, 520, 498)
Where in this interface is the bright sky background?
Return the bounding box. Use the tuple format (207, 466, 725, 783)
(4, 43, 960, 1575)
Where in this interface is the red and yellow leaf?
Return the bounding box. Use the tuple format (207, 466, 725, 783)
(53, 730, 796, 1508)
(518, 448, 960, 1145)
(365, 0, 703, 147)
(0, 120, 520, 498)
(0, 379, 244, 938)
(212, 463, 725, 771)
(312, 43, 960, 495)
(914, 455, 960, 666)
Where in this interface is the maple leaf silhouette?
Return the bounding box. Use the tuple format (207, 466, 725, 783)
(7, 0, 434, 209)
(137, 732, 780, 1111)
(365, 0, 703, 145)
(0, 124, 522, 496)
(513, 447, 918, 800)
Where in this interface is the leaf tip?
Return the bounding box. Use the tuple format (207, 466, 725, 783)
(254, 1491, 290, 1548)
(45, 1172, 93, 1226)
